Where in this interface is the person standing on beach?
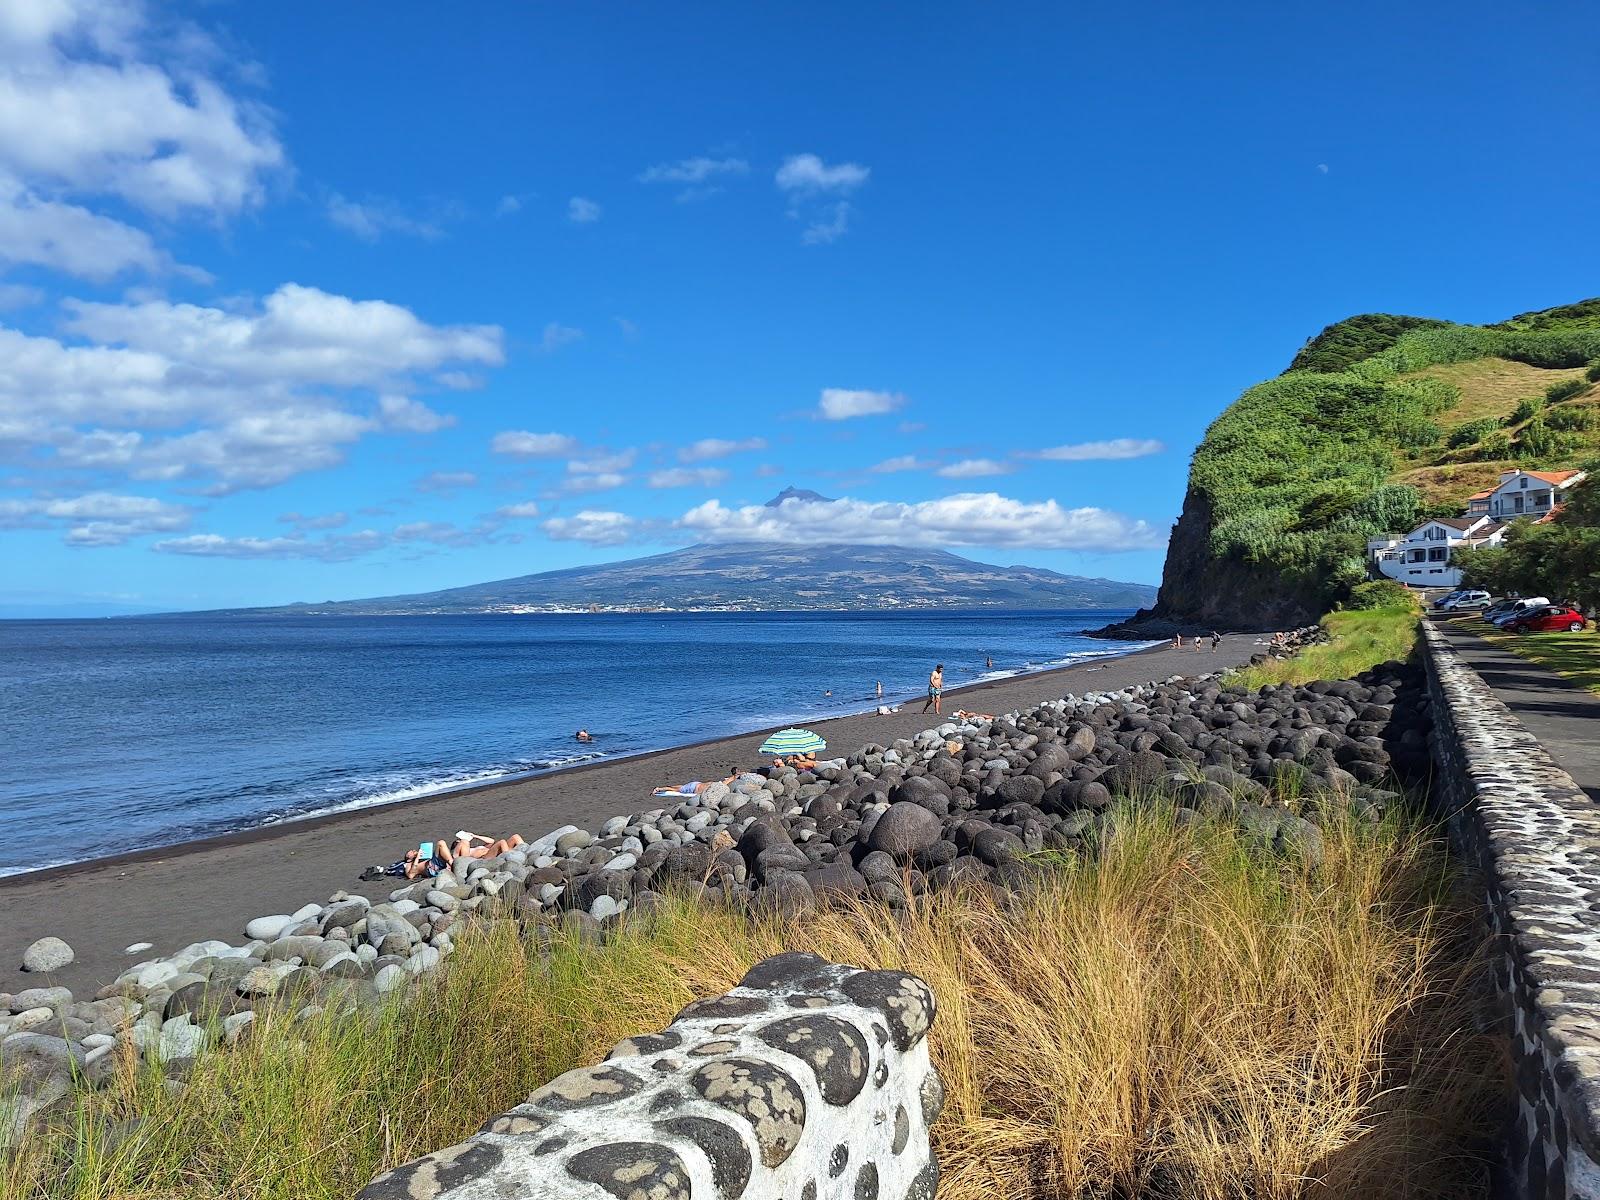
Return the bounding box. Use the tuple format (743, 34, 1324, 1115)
(1209, 630, 1223, 653)
(922, 663, 944, 715)
(876, 680, 883, 698)
(1172, 632, 1183, 650)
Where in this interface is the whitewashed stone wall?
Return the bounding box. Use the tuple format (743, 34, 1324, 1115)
(1424, 620, 1600, 1200)
(357, 952, 941, 1200)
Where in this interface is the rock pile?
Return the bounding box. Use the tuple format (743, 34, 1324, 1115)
(1, 657, 1430, 1141)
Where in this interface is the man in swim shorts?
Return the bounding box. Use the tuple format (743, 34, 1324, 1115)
(922, 663, 944, 715)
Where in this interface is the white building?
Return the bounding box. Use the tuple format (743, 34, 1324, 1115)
(1368, 515, 1505, 588)
(1485, 468, 1587, 521)
(1366, 467, 1586, 589)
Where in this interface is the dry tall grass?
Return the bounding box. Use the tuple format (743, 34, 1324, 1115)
(3, 805, 1502, 1200)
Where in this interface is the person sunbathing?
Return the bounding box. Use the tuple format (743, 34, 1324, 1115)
(398, 836, 453, 881)
(451, 831, 526, 859)
(653, 773, 739, 798)
(774, 753, 817, 771)
(953, 709, 993, 720)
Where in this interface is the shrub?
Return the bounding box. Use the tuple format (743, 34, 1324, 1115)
(1545, 406, 1597, 433)
(1474, 431, 1514, 460)
(1505, 396, 1543, 426)
(1517, 418, 1582, 460)
(1545, 377, 1588, 404)
(1346, 579, 1414, 611)
(1587, 360, 1600, 383)
(1447, 417, 1500, 448)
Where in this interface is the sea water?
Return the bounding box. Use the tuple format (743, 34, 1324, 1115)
(0, 609, 1146, 874)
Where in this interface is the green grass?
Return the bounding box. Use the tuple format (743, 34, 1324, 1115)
(4, 801, 1502, 1200)
(1478, 622, 1600, 695)
(1226, 606, 1421, 691)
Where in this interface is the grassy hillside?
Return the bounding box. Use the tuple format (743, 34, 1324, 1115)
(1154, 300, 1600, 626)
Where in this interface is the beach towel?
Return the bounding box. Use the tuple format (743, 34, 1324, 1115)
(653, 781, 701, 797)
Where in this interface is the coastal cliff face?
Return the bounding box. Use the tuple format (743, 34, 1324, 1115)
(1122, 299, 1600, 633)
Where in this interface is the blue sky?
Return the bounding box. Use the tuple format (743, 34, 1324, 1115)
(2, 1, 1597, 614)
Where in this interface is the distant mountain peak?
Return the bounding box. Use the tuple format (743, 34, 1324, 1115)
(764, 486, 833, 507)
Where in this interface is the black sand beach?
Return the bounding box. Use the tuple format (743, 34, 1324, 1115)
(0, 637, 1262, 999)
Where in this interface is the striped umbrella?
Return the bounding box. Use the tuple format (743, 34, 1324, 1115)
(758, 727, 827, 756)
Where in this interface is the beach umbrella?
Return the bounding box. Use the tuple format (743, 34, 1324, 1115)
(759, 727, 826, 756)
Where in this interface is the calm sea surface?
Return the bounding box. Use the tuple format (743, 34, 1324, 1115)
(0, 609, 1148, 874)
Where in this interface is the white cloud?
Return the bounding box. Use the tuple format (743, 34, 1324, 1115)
(279, 510, 348, 530)
(775, 154, 869, 194)
(0, 282, 42, 310)
(568, 449, 636, 474)
(325, 194, 441, 241)
(491, 430, 579, 458)
(1, 284, 501, 493)
(543, 509, 635, 546)
(538, 322, 583, 353)
(562, 471, 627, 494)
(153, 530, 387, 562)
(0, 179, 179, 279)
(937, 458, 1012, 479)
(496, 501, 541, 518)
(678, 492, 1162, 551)
(649, 466, 729, 488)
(1032, 438, 1166, 462)
(568, 196, 601, 223)
(0, 0, 285, 227)
(639, 156, 749, 185)
(818, 388, 904, 420)
(0, 489, 192, 545)
(679, 436, 766, 462)
(414, 470, 477, 493)
(870, 455, 930, 473)
(378, 394, 453, 433)
(801, 201, 852, 245)
(1317, 163, 1330, 174)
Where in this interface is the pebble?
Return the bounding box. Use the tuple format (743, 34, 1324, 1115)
(124, 942, 154, 955)
(243, 915, 295, 942)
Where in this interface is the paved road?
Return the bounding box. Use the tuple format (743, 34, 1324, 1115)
(1433, 617, 1600, 803)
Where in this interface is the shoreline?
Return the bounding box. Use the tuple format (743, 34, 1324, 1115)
(0, 635, 1259, 999)
(3, 642, 1163, 889)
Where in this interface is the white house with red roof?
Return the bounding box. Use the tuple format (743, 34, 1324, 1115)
(1366, 467, 1587, 588)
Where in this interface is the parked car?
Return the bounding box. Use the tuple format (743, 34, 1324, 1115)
(1504, 605, 1588, 634)
(1483, 597, 1548, 623)
(1489, 597, 1552, 625)
(1439, 590, 1491, 611)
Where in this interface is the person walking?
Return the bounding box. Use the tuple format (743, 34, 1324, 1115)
(1209, 630, 1223, 653)
(922, 663, 944, 715)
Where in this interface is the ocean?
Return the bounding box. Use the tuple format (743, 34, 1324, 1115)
(0, 609, 1149, 875)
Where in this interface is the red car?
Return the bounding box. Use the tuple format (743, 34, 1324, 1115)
(1503, 605, 1588, 634)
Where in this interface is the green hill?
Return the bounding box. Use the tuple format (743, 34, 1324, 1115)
(1151, 300, 1600, 627)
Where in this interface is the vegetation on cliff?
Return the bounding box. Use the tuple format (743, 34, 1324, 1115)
(1158, 300, 1600, 626)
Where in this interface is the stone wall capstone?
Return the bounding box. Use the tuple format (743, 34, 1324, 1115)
(357, 951, 941, 1200)
(1423, 619, 1600, 1200)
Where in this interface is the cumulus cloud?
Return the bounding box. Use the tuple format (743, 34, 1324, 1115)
(678, 436, 766, 462)
(677, 492, 1163, 551)
(648, 466, 728, 488)
(0, 490, 193, 545)
(567, 196, 601, 223)
(818, 388, 904, 420)
(1, 284, 501, 493)
(496, 501, 541, 518)
(775, 154, 869, 194)
(325, 194, 441, 241)
(561, 471, 627, 495)
(937, 458, 1012, 479)
(0, 179, 181, 279)
(1031, 438, 1166, 462)
(378, 395, 453, 433)
(538, 322, 583, 353)
(414, 470, 478, 493)
(543, 509, 635, 546)
(491, 430, 579, 458)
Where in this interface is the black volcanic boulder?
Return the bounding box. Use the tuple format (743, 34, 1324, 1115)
(867, 802, 943, 858)
(889, 775, 951, 816)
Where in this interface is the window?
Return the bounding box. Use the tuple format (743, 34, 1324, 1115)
(1521, 476, 1528, 488)
(1428, 547, 1448, 562)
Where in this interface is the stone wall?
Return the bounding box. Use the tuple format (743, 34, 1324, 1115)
(1423, 620, 1600, 1200)
(357, 952, 941, 1200)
